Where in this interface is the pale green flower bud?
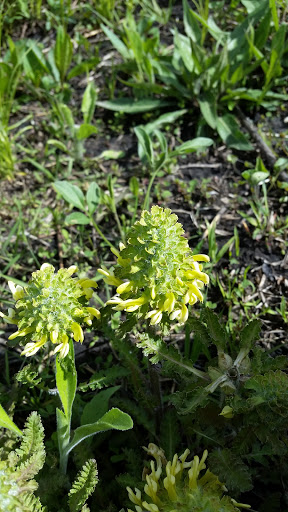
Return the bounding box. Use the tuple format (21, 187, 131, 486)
(3, 264, 100, 358)
(98, 206, 209, 325)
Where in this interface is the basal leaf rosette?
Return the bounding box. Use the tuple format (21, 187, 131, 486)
(98, 206, 209, 326)
(126, 443, 250, 512)
(0, 264, 100, 358)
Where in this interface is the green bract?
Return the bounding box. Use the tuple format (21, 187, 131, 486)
(1, 264, 100, 358)
(126, 444, 250, 512)
(99, 206, 209, 325)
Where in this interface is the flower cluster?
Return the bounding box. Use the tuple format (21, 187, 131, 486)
(127, 443, 250, 512)
(1, 263, 100, 358)
(98, 206, 209, 325)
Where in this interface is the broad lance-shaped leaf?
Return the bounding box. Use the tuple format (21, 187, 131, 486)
(54, 180, 86, 211)
(80, 386, 121, 425)
(56, 340, 77, 421)
(203, 308, 228, 350)
(64, 408, 133, 456)
(209, 449, 253, 493)
(0, 403, 22, 436)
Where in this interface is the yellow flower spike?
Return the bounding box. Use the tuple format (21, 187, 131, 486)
(71, 322, 84, 343)
(127, 445, 250, 512)
(86, 307, 101, 320)
(4, 264, 99, 357)
(115, 297, 147, 311)
(98, 206, 209, 326)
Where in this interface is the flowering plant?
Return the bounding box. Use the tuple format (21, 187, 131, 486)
(1, 263, 100, 358)
(99, 206, 209, 326)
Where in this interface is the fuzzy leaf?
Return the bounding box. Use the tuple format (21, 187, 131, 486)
(239, 319, 261, 349)
(80, 386, 120, 425)
(203, 309, 228, 350)
(12, 412, 45, 479)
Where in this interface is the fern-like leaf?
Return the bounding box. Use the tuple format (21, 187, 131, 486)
(68, 459, 98, 512)
(208, 448, 252, 493)
(9, 411, 45, 480)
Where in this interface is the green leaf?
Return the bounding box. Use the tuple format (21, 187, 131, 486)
(0, 403, 22, 436)
(54, 180, 86, 210)
(54, 25, 73, 83)
(198, 92, 217, 129)
(76, 124, 98, 140)
(216, 114, 253, 151)
(81, 81, 97, 124)
(96, 98, 172, 113)
(65, 408, 133, 456)
(56, 340, 77, 421)
(100, 24, 131, 60)
(81, 386, 120, 425)
(69, 459, 98, 512)
(86, 182, 100, 215)
(47, 139, 68, 152)
(65, 212, 90, 225)
(134, 126, 154, 165)
(183, 0, 201, 43)
(142, 109, 187, 134)
(203, 309, 228, 350)
(97, 149, 125, 160)
(209, 449, 253, 493)
(171, 137, 213, 156)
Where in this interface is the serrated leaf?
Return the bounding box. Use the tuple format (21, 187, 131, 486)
(209, 449, 253, 493)
(203, 309, 228, 350)
(240, 319, 261, 349)
(170, 387, 210, 415)
(54, 180, 86, 210)
(69, 459, 98, 512)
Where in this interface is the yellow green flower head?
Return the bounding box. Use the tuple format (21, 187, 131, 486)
(98, 206, 209, 326)
(126, 443, 250, 512)
(1, 263, 100, 358)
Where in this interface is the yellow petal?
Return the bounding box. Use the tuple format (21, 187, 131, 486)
(9, 327, 34, 340)
(79, 279, 97, 289)
(192, 254, 210, 262)
(117, 281, 132, 294)
(86, 307, 101, 319)
(71, 322, 84, 343)
(67, 265, 78, 276)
